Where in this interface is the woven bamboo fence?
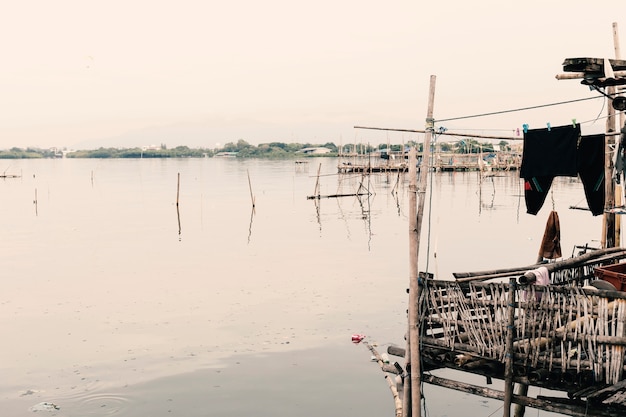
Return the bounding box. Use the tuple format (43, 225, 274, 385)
(420, 280, 626, 385)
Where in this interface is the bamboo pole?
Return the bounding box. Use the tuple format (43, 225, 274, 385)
(604, 23, 619, 249)
(408, 74, 436, 417)
(176, 173, 181, 236)
(603, 81, 617, 249)
(614, 22, 624, 129)
(453, 247, 626, 282)
(364, 342, 403, 417)
(422, 374, 617, 417)
(176, 173, 180, 206)
(613, 22, 623, 247)
(313, 163, 321, 198)
(404, 148, 415, 417)
(503, 278, 517, 417)
(247, 169, 255, 208)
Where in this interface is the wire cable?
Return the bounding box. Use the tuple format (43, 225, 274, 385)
(435, 96, 604, 123)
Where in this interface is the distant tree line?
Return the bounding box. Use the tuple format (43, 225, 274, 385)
(0, 139, 510, 159)
(0, 147, 59, 159)
(67, 146, 211, 158)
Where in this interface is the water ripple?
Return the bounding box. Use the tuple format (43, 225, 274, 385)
(74, 392, 133, 415)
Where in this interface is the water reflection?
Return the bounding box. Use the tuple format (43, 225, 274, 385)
(176, 204, 182, 239)
(248, 205, 255, 244)
(478, 173, 497, 212)
(0, 158, 604, 417)
(356, 193, 373, 250)
(314, 197, 321, 231)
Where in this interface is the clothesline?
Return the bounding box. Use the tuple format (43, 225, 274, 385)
(354, 125, 623, 141)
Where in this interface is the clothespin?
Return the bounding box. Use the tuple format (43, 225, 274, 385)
(572, 118, 577, 127)
(547, 122, 551, 131)
(516, 128, 520, 136)
(522, 124, 529, 134)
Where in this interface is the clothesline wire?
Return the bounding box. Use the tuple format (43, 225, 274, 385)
(435, 95, 604, 123)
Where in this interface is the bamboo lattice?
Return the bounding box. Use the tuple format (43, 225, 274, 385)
(421, 280, 626, 385)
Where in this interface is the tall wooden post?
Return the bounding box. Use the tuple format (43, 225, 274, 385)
(615, 22, 624, 130)
(602, 22, 625, 249)
(555, 23, 623, 248)
(603, 101, 616, 249)
(408, 74, 436, 417)
(613, 22, 623, 247)
(404, 154, 414, 416)
(604, 89, 618, 248)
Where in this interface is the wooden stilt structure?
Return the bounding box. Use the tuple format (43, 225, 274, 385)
(362, 22, 626, 417)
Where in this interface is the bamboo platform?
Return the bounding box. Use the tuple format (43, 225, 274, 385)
(375, 248, 626, 417)
(337, 151, 521, 173)
(337, 163, 408, 173)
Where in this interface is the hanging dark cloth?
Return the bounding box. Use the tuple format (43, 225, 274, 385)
(520, 124, 580, 178)
(520, 124, 604, 216)
(538, 210, 562, 261)
(523, 176, 554, 215)
(520, 124, 580, 215)
(577, 134, 605, 216)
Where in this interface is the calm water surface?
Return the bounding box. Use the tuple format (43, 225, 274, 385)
(0, 158, 602, 416)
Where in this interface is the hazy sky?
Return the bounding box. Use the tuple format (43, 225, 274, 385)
(1, 1, 625, 149)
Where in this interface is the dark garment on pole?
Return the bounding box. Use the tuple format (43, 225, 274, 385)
(577, 134, 605, 216)
(538, 210, 562, 260)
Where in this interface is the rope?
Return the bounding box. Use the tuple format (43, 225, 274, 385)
(435, 96, 604, 123)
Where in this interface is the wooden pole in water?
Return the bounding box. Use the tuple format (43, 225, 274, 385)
(314, 163, 322, 197)
(176, 173, 180, 206)
(404, 147, 416, 417)
(408, 74, 436, 417)
(176, 173, 181, 236)
(247, 169, 255, 208)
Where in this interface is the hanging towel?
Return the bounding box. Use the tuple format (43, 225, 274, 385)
(532, 266, 551, 285)
(538, 210, 561, 260)
(521, 266, 550, 302)
(577, 134, 605, 216)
